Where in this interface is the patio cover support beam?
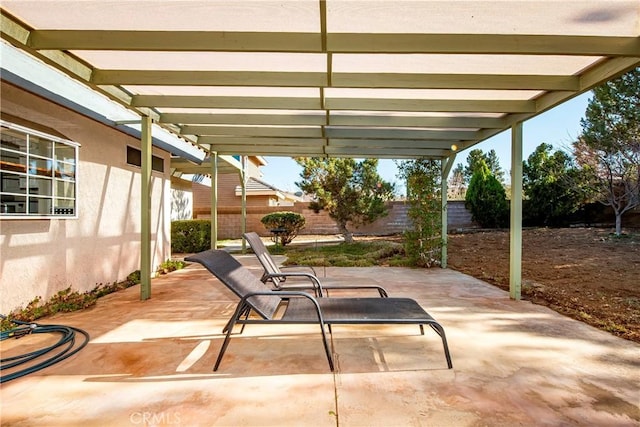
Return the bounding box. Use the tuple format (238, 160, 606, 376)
(27, 30, 639, 57)
(210, 151, 218, 250)
(240, 156, 248, 253)
(441, 154, 456, 268)
(510, 122, 523, 300)
(140, 115, 152, 300)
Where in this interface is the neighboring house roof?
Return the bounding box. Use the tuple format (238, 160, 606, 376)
(235, 177, 303, 203)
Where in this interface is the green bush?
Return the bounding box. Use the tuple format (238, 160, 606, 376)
(260, 211, 306, 246)
(157, 259, 186, 274)
(171, 220, 211, 253)
(465, 162, 509, 228)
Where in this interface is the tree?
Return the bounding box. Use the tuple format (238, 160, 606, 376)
(295, 158, 395, 242)
(465, 160, 509, 228)
(397, 159, 442, 267)
(522, 143, 590, 226)
(464, 149, 505, 184)
(574, 68, 640, 235)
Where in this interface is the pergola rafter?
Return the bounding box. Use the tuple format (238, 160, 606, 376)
(2, 2, 638, 159)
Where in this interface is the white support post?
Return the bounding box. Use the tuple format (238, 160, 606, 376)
(210, 151, 218, 250)
(441, 154, 456, 268)
(510, 122, 523, 300)
(140, 115, 152, 300)
(240, 156, 248, 253)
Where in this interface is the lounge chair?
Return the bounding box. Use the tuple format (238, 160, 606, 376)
(243, 231, 388, 297)
(185, 250, 453, 372)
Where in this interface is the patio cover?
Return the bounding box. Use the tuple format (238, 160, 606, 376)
(1, 0, 639, 299)
(1, 0, 638, 159)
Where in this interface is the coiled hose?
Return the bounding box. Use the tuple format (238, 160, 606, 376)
(1, 315, 90, 383)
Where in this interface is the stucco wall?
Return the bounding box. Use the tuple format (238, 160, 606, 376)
(192, 179, 276, 208)
(1, 82, 171, 313)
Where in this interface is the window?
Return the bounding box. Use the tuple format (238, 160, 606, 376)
(126, 146, 165, 173)
(1, 121, 79, 218)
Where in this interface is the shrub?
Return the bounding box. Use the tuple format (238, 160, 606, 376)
(157, 259, 186, 274)
(465, 162, 509, 228)
(171, 220, 211, 253)
(260, 211, 306, 246)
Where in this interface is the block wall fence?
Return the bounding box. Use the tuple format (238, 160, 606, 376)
(192, 200, 639, 240)
(193, 200, 477, 239)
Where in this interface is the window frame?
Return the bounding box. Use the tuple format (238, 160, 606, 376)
(1, 120, 80, 219)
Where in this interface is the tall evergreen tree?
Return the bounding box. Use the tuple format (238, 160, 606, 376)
(465, 160, 509, 228)
(464, 149, 505, 184)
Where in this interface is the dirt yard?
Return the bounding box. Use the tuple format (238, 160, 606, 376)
(446, 228, 639, 343)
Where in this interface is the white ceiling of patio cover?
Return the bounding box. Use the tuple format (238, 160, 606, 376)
(1, 0, 639, 160)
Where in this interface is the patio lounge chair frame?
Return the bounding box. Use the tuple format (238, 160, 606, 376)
(185, 250, 453, 372)
(243, 231, 388, 297)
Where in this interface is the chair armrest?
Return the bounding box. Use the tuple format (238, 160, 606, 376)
(240, 291, 325, 322)
(322, 284, 389, 298)
(264, 272, 324, 297)
(280, 264, 317, 276)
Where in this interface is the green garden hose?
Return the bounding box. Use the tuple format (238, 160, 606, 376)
(0, 315, 90, 383)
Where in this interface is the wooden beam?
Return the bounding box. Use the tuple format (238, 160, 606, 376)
(328, 139, 469, 149)
(161, 112, 327, 126)
(93, 69, 580, 90)
(327, 34, 640, 56)
(182, 125, 324, 138)
(240, 156, 247, 253)
(441, 154, 457, 269)
(92, 70, 327, 87)
(140, 115, 152, 301)
(26, 30, 639, 56)
(332, 73, 580, 91)
(325, 127, 478, 140)
(198, 136, 326, 146)
(510, 122, 523, 300)
(325, 98, 536, 113)
(29, 30, 322, 52)
(210, 151, 218, 250)
(328, 114, 505, 128)
(131, 95, 321, 109)
(205, 144, 323, 156)
(325, 146, 448, 158)
(163, 112, 503, 128)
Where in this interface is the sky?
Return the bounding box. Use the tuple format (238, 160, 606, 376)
(260, 92, 592, 195)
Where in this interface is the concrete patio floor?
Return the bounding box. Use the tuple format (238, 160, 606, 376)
(1, 254, 638, 426)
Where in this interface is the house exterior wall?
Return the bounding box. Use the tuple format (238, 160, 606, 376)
(0, 82, 171, 313)
(192, 178, 276, 209)
(171, 176, 193, 220)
